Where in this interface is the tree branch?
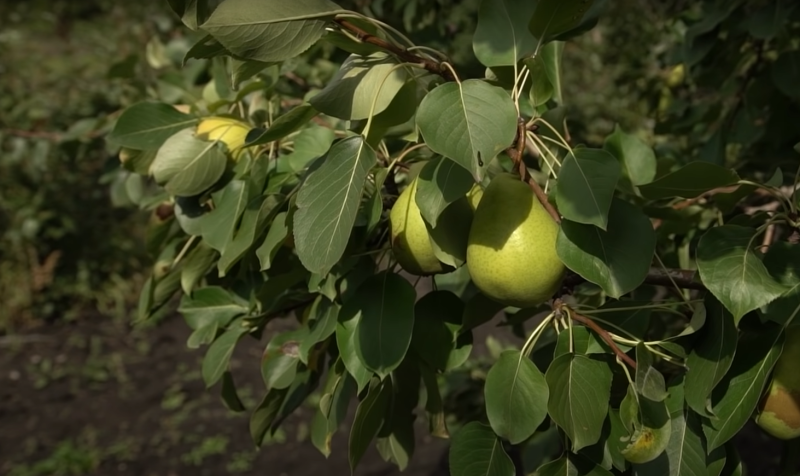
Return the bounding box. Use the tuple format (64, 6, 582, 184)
(506, 122, 562, 224)
(333, 19, 455, 81)
(569, 309, 637, 369)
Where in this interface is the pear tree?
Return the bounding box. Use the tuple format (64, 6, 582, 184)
(107, 0, 800, 474)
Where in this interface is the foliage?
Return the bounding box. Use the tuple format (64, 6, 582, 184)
(106, 0, 800, 474)
(0, 0, 178, 329)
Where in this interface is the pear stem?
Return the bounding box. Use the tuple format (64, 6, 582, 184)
(507, 119, 562, 224)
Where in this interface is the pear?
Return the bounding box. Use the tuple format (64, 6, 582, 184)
(466, 184, 483, 212)
(466, 173, 564, 308)
(755, 326, 800, 440)
(196, 116, 252, 159)
(390, 178, 451, 275)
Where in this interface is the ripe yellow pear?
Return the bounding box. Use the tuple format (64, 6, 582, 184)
(390, 178, 451, 276)
(466, 173, 564, 308)
(196, 116, 252, 159)
(756, 326, 800, 440)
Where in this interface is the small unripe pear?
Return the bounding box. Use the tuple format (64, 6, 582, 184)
(390, 178, 451, 276)
(466, 173, 564, 308)
(756, 326, 800, 440)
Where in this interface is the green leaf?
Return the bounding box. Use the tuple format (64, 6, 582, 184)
(108, 101, 198, 149)
(335, 303, 372, 393)
(428, 197, 474, 268)
(537, 453, 614, 476)
(603, 124, 657, 191)
(417, 79, 517, 182)
(697, 225, 789, 322)
(287, 124, 337, 172)
(256, 211, 290, 271)
(529, 0, 597, 44)
(349, 377, 392, 472)
(557, 198, 656, 299)
(250, 387, 288, 447)
(202, 323, 248, 387)
(524, 41, 562, 106)
(293, 136, 377, 275)
(245, 103, 319, 146)
(556, 148, 620, 230)
(419, 361, 449, 438)
(311, 359, 355, 457)
(309, 53, 407, 120)
(415, 156, 476, 228)
(635, 344, 668, 402)
(179, 286, 249, 329)
(684, 295, 737, 417)
(201, 0, 344, 62)
(639, 162, 740, 200)
(762, 242, 800, 326)
(449, 422, 515, 476)
(462, 291, 506, 331)
(180, 242, 218, 294)
(298, 296, 339, 364)
(771, 51, 800, 99)
(221, 371, 246, 412)
(217, 190, 283, 276)
(703, 323, 785, 452)
(339, 272, 416, 379)
(484, 349, 549, 444)
(473, 0, 538, 68)
(411, 291, 472, 371)
(546, 353, 612, 451)
(150, 129, 227, 196)
(261, 328, 307, 390)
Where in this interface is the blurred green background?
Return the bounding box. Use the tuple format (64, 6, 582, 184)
(1, 0, 796, 475)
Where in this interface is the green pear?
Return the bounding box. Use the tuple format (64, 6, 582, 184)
(756, 326, 800, 440)
(390, 178, 451, 275)
(466, 173, 564, 308)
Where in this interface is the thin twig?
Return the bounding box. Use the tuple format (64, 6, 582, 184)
(571, 310, 637, 369)
(334, 19, 455, 81)
(561, 267, 705, 291)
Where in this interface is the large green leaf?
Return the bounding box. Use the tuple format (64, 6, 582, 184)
(340, 272, 415, 379)
(309, 53, 407, 120)
(537, 453, 614, 476)
(639, 162, 739, 200)
(179, 286, 249, 329)
(556, 148, 620, 230)
(415, 156, 475, 228)
(524, 41, 563, 106)
(250, 387, 288, 447)
(335, 306, 372, 392)
(261, 327, 308, 390)
(546, 353, 612, 451)
(411, 291, 472, 371)
(201, 0, 345, 62)
(287, 124, 337, 172)
(201, 323, 248, 387)
(298, 296, 340, 364)
(472, 0, 538, 68)
(349, 377, 392, 472)
(150, 129, 227, 196)
(529, 0, 597, 44)
(449, 422, 515, 476)
(762, 242, 800, 326)
(697, 225, 789, 322)
(293, 136, 377, 275)
(180, 242, 218, 294)
(557, 199, 656, 299)
(108, 101, 198, 149)
(255, 211, 290, 271)
(484, 350, 549, 444)
(635, 344, 668, 402)
(245, 103, 319, 146)
(311, 359, 355, 457)
(703, 323, 785, 452)
(684, 295, 737, 417)
(603, 124, 657, 192)
(417, 79, 517, 181)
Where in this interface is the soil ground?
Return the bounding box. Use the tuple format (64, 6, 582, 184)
(0, 312, 793, 476)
